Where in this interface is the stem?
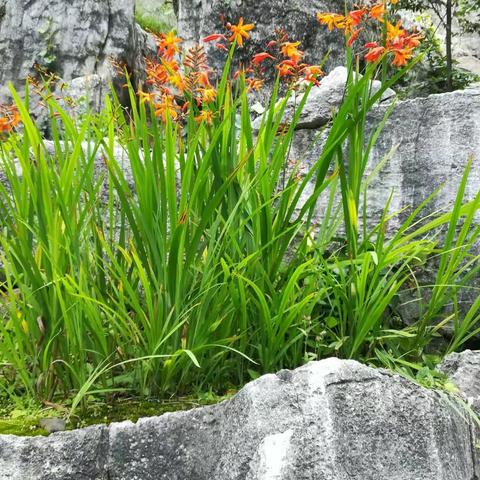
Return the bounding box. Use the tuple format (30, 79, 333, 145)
(446, 0, 453, 91)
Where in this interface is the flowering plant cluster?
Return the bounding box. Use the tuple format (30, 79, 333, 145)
(317, 0, 421, 67)
(143, 18, 325, 124)
(142, 2, 422, 125)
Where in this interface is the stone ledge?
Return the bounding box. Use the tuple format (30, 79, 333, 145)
(0, 357, 477, 480)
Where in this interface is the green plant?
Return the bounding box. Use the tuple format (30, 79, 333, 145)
(135, 4, 176, 35)
(397, 25, 479, 96)
(37, 18, 57, 71)
(0, 11, 478, 412)
(398, 0, 480, 92)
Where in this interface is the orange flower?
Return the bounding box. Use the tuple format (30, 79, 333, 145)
(404, 33, 421, 48)
(280, 41, 304, 64)
(197, 71, 212, 87)
(369, 3, 385, 21)
(276, 61, 295, 77)
(365, 45, 385, 63)
(386, 21, 404, 41)
(159, 31, 182, 59)
(199, 87, 217, 104)
(202, 33, 226, 43)
(301, 65, 323, 85)
(349, 9, 367, 25)
(154, 95, 179, 122)
(347, 29, 361, 48)
(137, 90, 155, 104)
(0, 106, 20, 134)
(215, 43, 229, 51)
(146, 60, 169, 85)
(252, 52, 275, 65)
(195, 110, 214, 125)
(317, 13, 346, 31)
(169, 73, 184, 92)
(391, 48, 413, 66)
(246, 77, 264, 92)
(228, 18, 254, 47)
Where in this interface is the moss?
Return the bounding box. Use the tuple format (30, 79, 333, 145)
(0, 395, 229, 437)
(0, 418, 49, 437)
(135, 3, 176, 35)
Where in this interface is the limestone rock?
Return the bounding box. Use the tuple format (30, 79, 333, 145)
(439, 350, 480, 412)
(0, 0, 155, 107)
(290, 88, 480, 230)
(0, 425, 108, 480)
(288, 88, 480, 326)
(176, 0, 348, 75)
(0, 359, 477, 479)
(252, 66, 396, 131)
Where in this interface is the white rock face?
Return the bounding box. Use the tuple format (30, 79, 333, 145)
(0, 359, 477, 479)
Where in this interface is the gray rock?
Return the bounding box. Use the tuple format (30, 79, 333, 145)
(38, 418, 67, 434)
(438, 350, 480, 477)
(253, 66, 396, 131)
(289, 88, 480, 325)
(0, 359, 477, 479)
(439, 350, 480, 412)
(0, 425, 108, 480)
(290, 88, 480, 231)
(0, 0, 155, 108)
(176, 0, 349, 76)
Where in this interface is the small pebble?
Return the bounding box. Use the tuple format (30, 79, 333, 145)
(38, 418, 66, 434)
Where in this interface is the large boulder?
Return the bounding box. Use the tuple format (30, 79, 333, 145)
(0, 358, 477, 479)
(290, 87, 480, 230)
(289, 86, 480, 325)
(253, 66, 397, 131)
(0, 0, 155, 108)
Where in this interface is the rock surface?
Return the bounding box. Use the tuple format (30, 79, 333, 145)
(253, 66, 396, 131)
(0, 359, 477, 479)
(175, 0, 350, 75)
(439, 350, 480, 412)
(290, 87, 480, 230)
(0, 0, 155, 108)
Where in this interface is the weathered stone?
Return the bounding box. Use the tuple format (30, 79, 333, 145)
(0, 425, 108, 480)
(290, 87, 480, 231)
(289, 88, 480, 326)
(176, 0, 349, 76)
(438, 350, 480, 477)
(252, 66, 396, 131)
(0, 359, 477, 479)
(439, 350, 480, 412)
(0, 0, 156, 108)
